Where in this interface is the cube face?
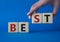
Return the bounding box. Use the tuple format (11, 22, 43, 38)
(43, 13, 53, 23)
(32, 13, 43, 24)
(8, 22, 18, 33)
(19, 22, 29, 33)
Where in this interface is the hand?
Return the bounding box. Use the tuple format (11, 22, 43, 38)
(27, 0, 59, 19)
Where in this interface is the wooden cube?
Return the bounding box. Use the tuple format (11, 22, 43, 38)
(43, 13, 53, 23)
(8, 22, 18, 33)
(19, 22, 29, 33)
(32, 13, 43, 24)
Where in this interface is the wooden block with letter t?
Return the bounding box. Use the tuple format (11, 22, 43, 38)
(43, 13, 53, 23)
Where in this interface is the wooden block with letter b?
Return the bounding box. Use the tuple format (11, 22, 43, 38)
(32, 13, 43, 24)
(43, 13, 53, 23)
(8, 22, 18, 33)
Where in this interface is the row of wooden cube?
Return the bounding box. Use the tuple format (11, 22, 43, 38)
(8, 22, 29, 33)
(32, 13, 53, 23)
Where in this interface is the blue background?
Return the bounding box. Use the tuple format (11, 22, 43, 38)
(0, 0, 60, 42)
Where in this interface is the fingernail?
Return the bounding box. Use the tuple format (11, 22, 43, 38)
(28, 16, 30, 19)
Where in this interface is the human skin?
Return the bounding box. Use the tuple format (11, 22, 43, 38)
(27, 0, 60, 18)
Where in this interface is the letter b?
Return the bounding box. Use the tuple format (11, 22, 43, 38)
(8, 22, 18, 33)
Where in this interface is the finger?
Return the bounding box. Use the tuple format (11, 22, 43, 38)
(53, 13, 56, 17)
(27, 11, 37, 19)
(52, 0, 59, 16)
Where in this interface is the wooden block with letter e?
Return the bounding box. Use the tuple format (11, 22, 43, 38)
(19, 22, 29, 33)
